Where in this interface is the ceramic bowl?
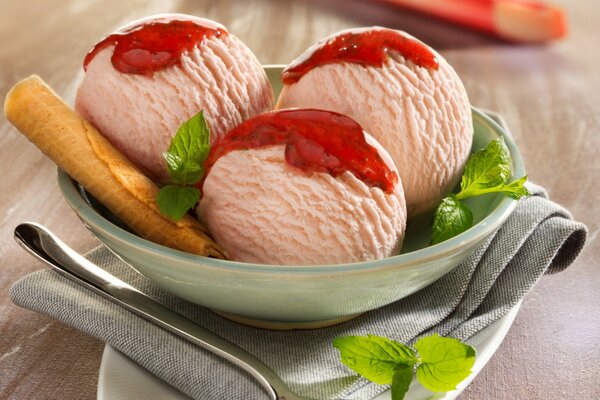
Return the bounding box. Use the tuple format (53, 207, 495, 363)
(57, 65, 525, 329)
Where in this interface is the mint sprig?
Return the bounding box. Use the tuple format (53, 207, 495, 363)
(431, 137, 530, 244)
(156, 111, 210, 221)
(333, 334, 476, 400)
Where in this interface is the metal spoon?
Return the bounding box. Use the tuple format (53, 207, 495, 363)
(14, 222, 308, 400)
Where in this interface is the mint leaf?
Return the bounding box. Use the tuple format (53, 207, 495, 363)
(163, 110, 211, 185)
(156, 185, 200, 221)
(497, 175, 531, 199)
(455, 136, 530, 200)
(333, 335, 417, 384)
(391, 365, 413, 400)
(458, 137, 511, 199)
(414, 334, 476, 393)
(157, 111, 211, 221)
(163, 152, 184, 173)
(168, 110, 210, 169)
(431, 195, 473, 245)
(163, 151, 204, 185)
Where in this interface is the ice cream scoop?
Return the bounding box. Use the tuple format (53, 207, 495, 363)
(198, 109, 407, 265)
(276, 27, 473, 216)
(76, 14, 274, 182)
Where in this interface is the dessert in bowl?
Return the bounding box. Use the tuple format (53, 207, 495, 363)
(56, 65, 525, 328)
(5, 15, 526, 328)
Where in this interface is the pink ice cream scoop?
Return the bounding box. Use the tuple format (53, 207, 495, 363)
(197, 109, 407, 265)
(276, 27, 473, 216)
(76, 14, 274, 182)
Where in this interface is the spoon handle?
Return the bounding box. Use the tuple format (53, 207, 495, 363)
(14, 222, 306, 400)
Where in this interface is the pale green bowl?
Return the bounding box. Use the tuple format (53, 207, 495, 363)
(57, 66, 525, 329)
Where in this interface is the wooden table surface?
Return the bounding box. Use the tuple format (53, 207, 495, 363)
(1, 1, 598, 399)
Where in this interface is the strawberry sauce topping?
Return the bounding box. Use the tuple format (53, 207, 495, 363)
(281, 28, 438, 84)
(83, 19, 227, 76)
(202, 109, 398, 193)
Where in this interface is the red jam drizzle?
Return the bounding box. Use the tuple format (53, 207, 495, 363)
(83, 19, 227, 76)
(282, 28, 438, 84)
(202, 109, 398, 193)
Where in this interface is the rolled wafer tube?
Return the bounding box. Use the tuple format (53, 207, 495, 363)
(4, 75, 227, 259)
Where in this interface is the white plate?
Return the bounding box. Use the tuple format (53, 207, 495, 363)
(97, 302, 520, 400)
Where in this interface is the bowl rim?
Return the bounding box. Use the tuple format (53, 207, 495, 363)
(58, 100, 525, 275)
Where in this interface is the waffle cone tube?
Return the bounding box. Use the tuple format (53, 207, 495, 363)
(4, 75, 227, 259)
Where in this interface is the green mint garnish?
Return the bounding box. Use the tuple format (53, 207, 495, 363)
(334, 334, 476, 400)
(333, 335, 417, 385)
(156, 185, 200, 221)
(431, 137, 530, 244)
(456, 137, 511, 199)
(431, 195, 473, 245)
(391, 366, 413, 400)
(414, 334, 476, 393)
(162, 152, 203, 186)
(494, 175, 531, 199)
(156, 111, 210, 221)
